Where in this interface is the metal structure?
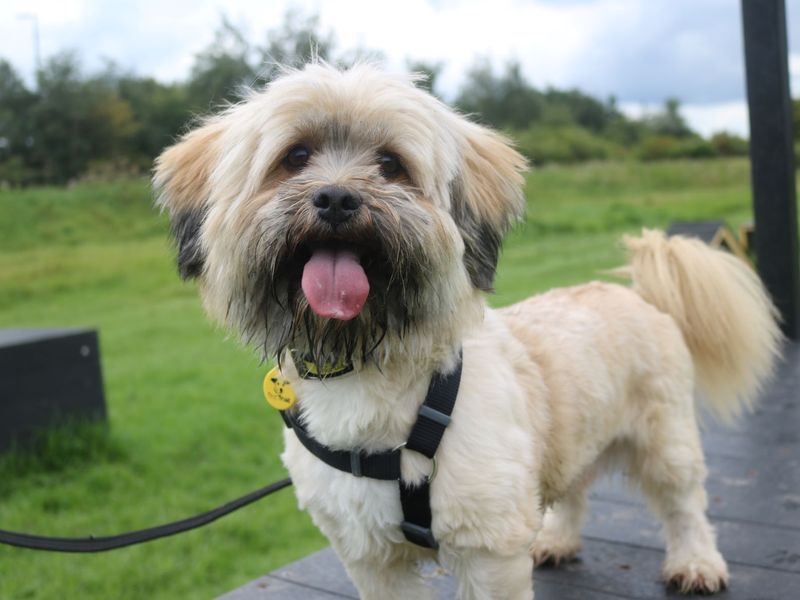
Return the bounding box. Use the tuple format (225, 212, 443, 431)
(16, 13, 41, 79)
(742, 0, 799, 339)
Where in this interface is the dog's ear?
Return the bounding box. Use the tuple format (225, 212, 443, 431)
(153, 121, 223, 279)
(451, 122, 527, 291)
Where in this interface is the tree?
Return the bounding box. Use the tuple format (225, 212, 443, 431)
(118, 76, 191, 165)
(603, 94, 645, 145)
(0, 61, 36, 182)
(455, 58, 543, 129)
(187, 11, 351, 106)
(84, 64, 139, 161)
(406, 59, 444, 97)
(28, 52, 92, 182)
(644, 97, 692, 138)
(255, 10, 336, 83)
(188, 16, 255, 110)
(0, 61, 37, 184)
(23, 52, 140, 183)
(542, 88, 614, 133)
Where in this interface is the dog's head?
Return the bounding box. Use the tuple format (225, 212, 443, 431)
(154, 63, 526, 366)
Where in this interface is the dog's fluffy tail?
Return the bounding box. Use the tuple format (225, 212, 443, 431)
(624, 229, 783, 421)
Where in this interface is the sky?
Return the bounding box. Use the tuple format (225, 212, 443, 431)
(2, 0, 799, 137)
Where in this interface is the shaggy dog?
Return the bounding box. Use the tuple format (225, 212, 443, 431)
(154, 63, 782, 600)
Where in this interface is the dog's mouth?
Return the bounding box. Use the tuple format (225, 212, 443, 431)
(263, 228, 422, 364)
(301, 244, 370, 321)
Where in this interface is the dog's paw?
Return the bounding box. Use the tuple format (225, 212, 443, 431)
(662, 552, 729, 595)
(530, 534, 581, 567)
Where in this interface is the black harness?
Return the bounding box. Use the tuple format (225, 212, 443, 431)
(282, 351, 463, 549)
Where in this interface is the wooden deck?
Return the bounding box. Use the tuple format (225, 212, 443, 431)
(220, 342, 800, 599)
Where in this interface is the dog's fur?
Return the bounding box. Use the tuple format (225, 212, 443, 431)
(154, 64, 783, 600)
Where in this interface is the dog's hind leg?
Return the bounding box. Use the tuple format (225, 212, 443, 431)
(632, 393, 729, 594)
(530, 486, 587, 567)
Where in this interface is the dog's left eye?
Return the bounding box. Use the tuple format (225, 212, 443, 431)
(378, 152, 404, 178)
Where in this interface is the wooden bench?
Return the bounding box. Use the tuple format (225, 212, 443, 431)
(0, 328, 107, 451)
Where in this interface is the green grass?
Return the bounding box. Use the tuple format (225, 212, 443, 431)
(493, 158, 753, 305)
(0, 158, 756, 599)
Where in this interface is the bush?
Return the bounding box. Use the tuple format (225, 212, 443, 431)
(511, 125, 622, 165)
(676, 137, 716, 159)
(710, 131, 749, 157)
(637, 136, 678, 161)
(0, 156, 35, 187)
(638, 135, 715, 161)
(82, 157, 148, 182)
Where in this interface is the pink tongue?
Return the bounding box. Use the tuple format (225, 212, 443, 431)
(301, 249, 370, 320)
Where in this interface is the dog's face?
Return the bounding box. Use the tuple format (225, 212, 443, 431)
(154, 64, 526, 366)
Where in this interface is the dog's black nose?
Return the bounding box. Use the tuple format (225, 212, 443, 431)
(312, 186, 362, 225)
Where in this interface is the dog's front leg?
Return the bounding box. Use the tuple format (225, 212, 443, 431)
(447, 546, 534, 600)
(339, 552, 438, 600)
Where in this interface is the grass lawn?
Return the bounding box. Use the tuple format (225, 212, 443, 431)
(0, 158, 757, 599)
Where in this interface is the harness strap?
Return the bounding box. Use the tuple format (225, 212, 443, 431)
(282, 350, 463, 550)
(399, 482, 437, 548)
(282, 410, 402, 481)
(398, 354, 462, 549)
(405, 357, 462, 459)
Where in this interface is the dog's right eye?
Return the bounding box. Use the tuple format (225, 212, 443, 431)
(284, 145, 311, 170)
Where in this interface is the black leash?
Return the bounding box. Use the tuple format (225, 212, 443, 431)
(2, 353, 461, 553)
(0, 477, 291, 552)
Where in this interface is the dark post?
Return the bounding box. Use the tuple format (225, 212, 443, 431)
(741, 0, 799, 339)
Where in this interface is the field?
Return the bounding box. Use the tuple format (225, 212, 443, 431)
(0, 158, 756, 599)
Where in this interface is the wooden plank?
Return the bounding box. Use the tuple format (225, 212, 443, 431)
(590, 445, 800, 531)
(582, 497, 800, 573)
(741, 0, 800, 339)
(533, 537, 800, 599)
(666, 221, 726, 245)
(220, 546, 646, 599)
(221, 540, 800, 600)
(699, 403, 799, 460)
(267, 549, 360, 598)
(220, 572, 357, 599)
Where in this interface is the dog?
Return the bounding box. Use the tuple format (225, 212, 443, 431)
(154, 63, 782, 600)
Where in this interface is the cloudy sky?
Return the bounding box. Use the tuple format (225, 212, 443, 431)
(2, 0, 799, 137)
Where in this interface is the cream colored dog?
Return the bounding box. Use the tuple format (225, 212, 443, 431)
(154, 63, 782, 600)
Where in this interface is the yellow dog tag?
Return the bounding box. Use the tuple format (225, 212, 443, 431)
(263, 366, 297, 411)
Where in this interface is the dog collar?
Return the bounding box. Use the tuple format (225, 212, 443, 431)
(291, 350, 354, 380)
(268, 349, 464, 550)
(262, 351, 354, 410)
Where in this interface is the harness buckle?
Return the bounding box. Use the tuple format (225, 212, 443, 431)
(350, 451, 363, 477)
(418, 405, 452, 427)
(427, 456, 437, 483)
(402, 448, 438, 483)
(400, 521, 439, 550)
